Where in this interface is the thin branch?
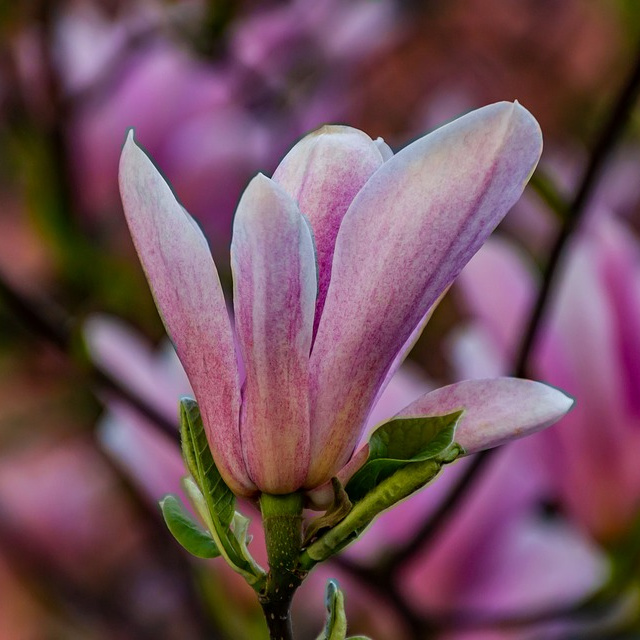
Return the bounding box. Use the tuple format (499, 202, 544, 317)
(332, 556, 433, 640)
(377, 37, 640, 578)
(0, 273, 178, 441)
(514, 40, 640, 377)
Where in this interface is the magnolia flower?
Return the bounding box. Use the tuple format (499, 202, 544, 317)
(86, 317, 603, 639)
(119, 101, 573, 497)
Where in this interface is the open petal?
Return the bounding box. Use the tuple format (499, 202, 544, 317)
(231, 174, 317, 493)
(119, 132, 253, 495)
(273, 125, 384, 333)
(396, 378, 573, 454)
(306, 102, 543, 487)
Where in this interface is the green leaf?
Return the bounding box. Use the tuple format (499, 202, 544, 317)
(231, 511, 266, 580)
(316, 580, 347, 640)
(180, 398, 234, 528)
(346, 411, 463, 502)
(304, 478, 353, 546)
(160, 494, 221, 559)
(179, 398, 266, 588)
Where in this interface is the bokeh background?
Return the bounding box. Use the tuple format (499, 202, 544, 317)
(1, 1, 640, 638)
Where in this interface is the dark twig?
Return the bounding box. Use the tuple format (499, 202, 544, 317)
(514, 40, 640, 378)
(332, 556, 432, 640)
(0, 273, 178, 440)
(361, 36, 640, 583)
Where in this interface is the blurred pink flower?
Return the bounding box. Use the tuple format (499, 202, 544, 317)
(0, 438, 141, 581)
(456, 216, 640, 543)
(44, 0, 401, 261)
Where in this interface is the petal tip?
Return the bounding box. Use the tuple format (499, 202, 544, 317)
(542, 382, 575, 417)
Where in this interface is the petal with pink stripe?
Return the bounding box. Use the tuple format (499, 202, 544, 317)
(307, 102, 543, 487)
(231, 174, 317, 493)
(119, 132, 253, 495)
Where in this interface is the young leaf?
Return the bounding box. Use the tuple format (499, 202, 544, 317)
(160, 494, 221, 559)
(231, 511, 266, 580)
(346, 411, 463, 501)
(180, 398, 235, 528)
(179, 398, 266, 588)
(316, 580, 347, 640)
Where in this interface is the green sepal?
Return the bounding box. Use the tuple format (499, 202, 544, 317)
(179, 398, 266, 589)
(159, 494, 221, 559)
(304, 478, 353, 546)
(346, 411, 463, 502)
(300, 441, 465, 569)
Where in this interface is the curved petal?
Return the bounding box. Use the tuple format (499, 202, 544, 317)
(272, 125, 384, 333)
(374, 137, 394, 161)
(306, 102, 543, 487)
(396, 378, 573, 454)
(119, 132, 253, 495)
(231, 174, 317, 493)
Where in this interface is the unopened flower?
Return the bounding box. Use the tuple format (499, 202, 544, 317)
(119, 101, 572, 497)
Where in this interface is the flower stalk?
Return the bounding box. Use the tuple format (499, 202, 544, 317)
(259, 492, 306, 640)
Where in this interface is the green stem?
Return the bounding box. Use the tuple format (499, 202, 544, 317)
(301, 459, 443, 571)
(259, 493, 305, 640)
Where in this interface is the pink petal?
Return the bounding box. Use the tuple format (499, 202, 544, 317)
(231, 174, 317, 493)
(306, 102, 543, 487)
(272, 125, 385, 334)
(119, 132, 254, 496)
(396, 378, 574, 454)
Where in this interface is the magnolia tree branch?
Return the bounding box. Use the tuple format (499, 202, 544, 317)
(0, 274, 178, 439)
(378, 36, 640, 576)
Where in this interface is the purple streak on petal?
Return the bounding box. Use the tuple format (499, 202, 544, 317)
(273, 125, 384, 334)
(396, 378, 573, 454)
(231, 174, 316, 493)
(306, 102, 543, 487)
(118, 132, 254, 496)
